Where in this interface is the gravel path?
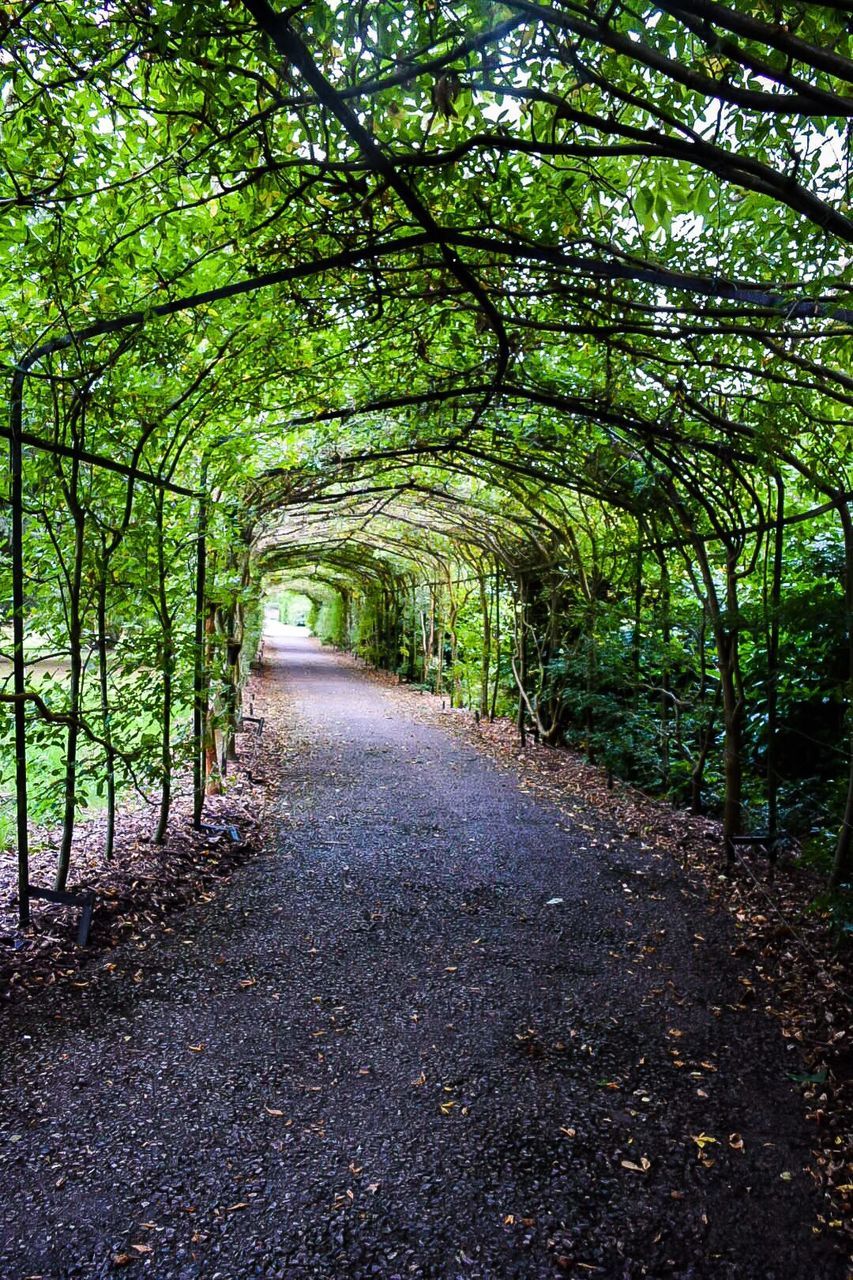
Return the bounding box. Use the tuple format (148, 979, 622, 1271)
(0, 626, 844, 1280)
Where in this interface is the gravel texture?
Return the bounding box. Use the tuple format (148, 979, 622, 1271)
(0, 625, 845, 1280)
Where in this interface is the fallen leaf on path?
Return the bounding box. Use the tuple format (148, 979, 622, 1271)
(787, 1069, 827, 1085)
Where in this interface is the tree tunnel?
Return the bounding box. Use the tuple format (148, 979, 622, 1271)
(3, 1, 853, 927)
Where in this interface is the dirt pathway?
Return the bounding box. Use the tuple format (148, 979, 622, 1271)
(0, 626, 844, 1279)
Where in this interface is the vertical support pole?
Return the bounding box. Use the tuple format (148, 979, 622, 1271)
(10, 366, 29, 928)
(193, 460, 209, 829)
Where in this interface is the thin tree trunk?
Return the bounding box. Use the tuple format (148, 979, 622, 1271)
(719, 551, 745, 844)
(226, 616, 242, 763)
(447, 584, 459, 707)
(490, 569, 500, 722)
(193, 469, 208, 828)
(154, 498, 173, 846)
(204, 608, 221, 795)
(632, 529, 643, 705)
(478, 571, 491, 718)
(830, 496, 853, 890)
(683, 524, 744, 846)
(434, 588, 444, 698)
(659, 554, 671, 787)
(155, 643, 173, 845)
(55, 506, 85, 892)
(9, 369, 29, 925)
(766, 477, 784, 841)
(515, 579, 527, 746)
(584, 596, 597, 764)
(691, 685, 722, 816)
(419, 606, 429, 683)
(96, 566, 117, 861)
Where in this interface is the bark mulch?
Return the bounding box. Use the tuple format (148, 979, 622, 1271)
(0, 629, 849, 1280)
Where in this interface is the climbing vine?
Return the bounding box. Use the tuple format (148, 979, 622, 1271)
(3, 1, 853, 916)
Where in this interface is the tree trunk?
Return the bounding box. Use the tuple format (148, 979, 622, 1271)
(515, 579, 527, 746)
(685, 527, 744, 847)
(691, 685, 721, 816)
(632, 529, 643, 704)
(153, 498, 173, 845)
(204, 608, 221, 794)
(490, 569, 500, 722)
(659, 553, 671, 787)
(434, 589, 444, 697)
(9, 369, 30, 925)
(419, 605, 430, 684)
(96, 566, 117, 861)
(55, 506, 85, 892)
(154, 637, 173, 845)
(193, 470, 208, 829)
(830, 496, 853, 890)
(479, 571, 491, 718)
(719, 551, 745, 844)
(766, 477, 784, 841)
(447, 586, 460, 707)
(584, 595, 597, 764)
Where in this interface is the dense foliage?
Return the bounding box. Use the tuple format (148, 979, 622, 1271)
(3, 1, 853, 915)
